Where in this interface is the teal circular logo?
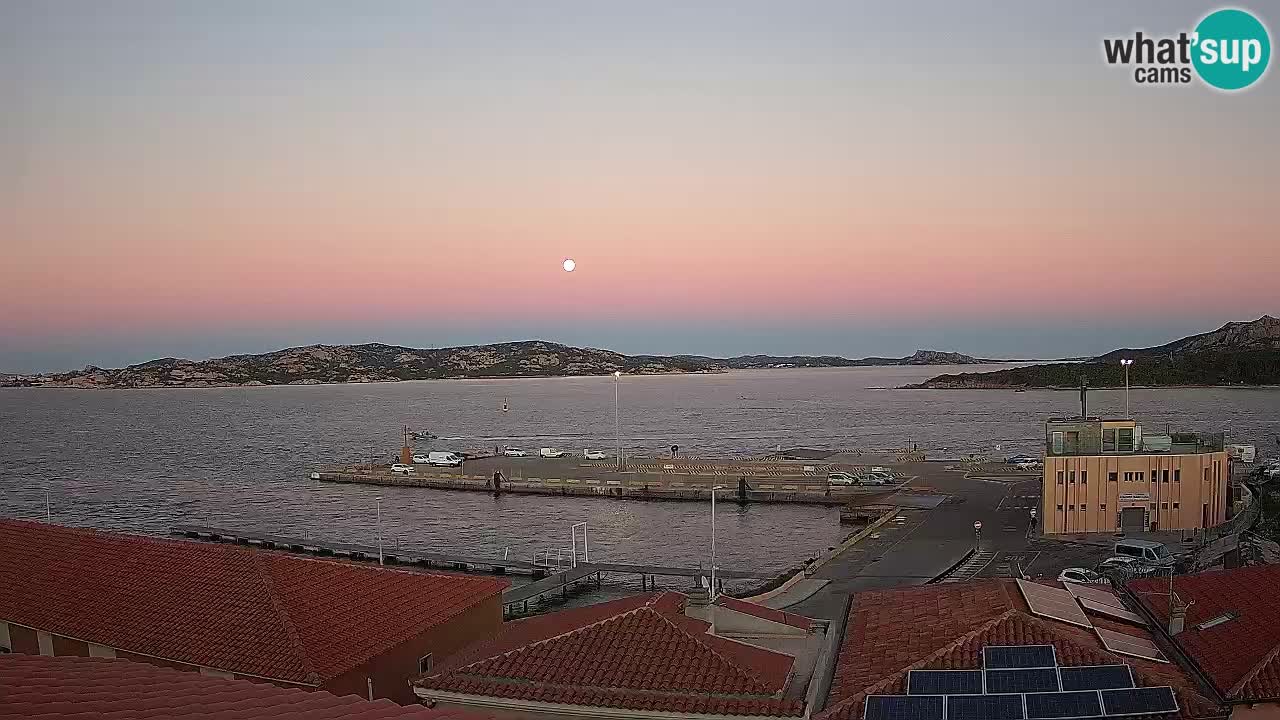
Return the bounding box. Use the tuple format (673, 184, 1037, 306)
(1192, 8, 1271, 90)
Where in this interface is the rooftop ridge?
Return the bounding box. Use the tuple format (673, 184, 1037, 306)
(436, 671, 792, 703)
(249, 551, 323, 685)
(1228, 635, 1280, 699)
(446, 593, 667, 675)
(647, 600, 781, 695)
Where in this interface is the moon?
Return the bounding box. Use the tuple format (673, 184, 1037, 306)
(562, 258, 576, 272)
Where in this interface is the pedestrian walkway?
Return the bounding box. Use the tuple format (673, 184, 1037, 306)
(941, 551, 997, 582)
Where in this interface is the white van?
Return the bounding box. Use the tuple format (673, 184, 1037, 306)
(426, 451, 464, 467)
(1113, 539, 1174, 567)
(539, 448, 566, 458)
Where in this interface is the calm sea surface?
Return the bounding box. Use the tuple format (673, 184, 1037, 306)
(2, 365, 1276, 581)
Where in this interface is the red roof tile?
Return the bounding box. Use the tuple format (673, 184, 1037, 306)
(0, 653, 486, 720)
(1130, 564, 1280, 702)
(715, 596, 814, 630)
(418, 592, 803, 717)
(0, 520, 506, 685)
(818, 579, 1225, 720)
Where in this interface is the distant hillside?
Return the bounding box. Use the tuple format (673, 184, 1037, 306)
(2, 343, 995, 389)
(908, 316, 1280, 389)
(718, 350, 991, 369)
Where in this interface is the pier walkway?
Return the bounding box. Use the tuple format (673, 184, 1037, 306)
(170, 525, 774, 617)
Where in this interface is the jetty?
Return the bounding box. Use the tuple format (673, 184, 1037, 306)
(169, 525, 776, 617)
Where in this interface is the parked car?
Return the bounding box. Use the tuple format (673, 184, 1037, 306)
(828, 471, 857, 486)
(864, 471, 896, 485)
(539, 447, 566, 458)
(502, 448, 527, 457)
(390, 463, 415, 474)
(411, 454, 429, 464)
(583, 449, 608, 460)
(1006, 454, 1038, 465)
(1095, 556, 1141, 572)
(426, 451, 464, 467)
(1058, 567, 1105, 584)
(1113, 539, 1175, 567)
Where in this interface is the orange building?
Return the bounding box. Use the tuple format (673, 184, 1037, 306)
(1041, 418, 1229, 534)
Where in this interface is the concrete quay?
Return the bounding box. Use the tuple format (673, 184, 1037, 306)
(311, 454, 919, 505)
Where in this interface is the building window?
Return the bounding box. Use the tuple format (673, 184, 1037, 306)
(1162, 470, 1169, 483)
(1124, 472, 1133, 482)
(1161, 502, 1169, 509)
(1204, 467, 1210, 482)
(1069, 471, 1076, 484)
(1118, 427, 1135, 452)
(1102, 428, 1116, 452)
(1101, 503, 1107, 512)
(1150, 503, 1157, 510)
(1081, 471, 1088, 484)
(1136, 471, 1144, 482)
(1057, 471, 1064, 484)
(1057, 504, 1064, 511)
(1081, 505, 1087, 511)
(1173, 502, 1179, 509)
(1175, 469, 1181, 482)
(419, 653, 434, 674)
(1108, 471, 1118, 482)
(1052, 432, 1064, 454)
(1069, 505, 1075, 511)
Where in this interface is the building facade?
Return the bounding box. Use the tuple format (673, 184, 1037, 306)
(1041, 418, 1229, 534)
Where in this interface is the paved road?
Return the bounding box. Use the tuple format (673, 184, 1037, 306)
(788, 464, 1025, 619)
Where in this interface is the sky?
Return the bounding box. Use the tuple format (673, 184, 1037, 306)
(2, 1, 1277, 372)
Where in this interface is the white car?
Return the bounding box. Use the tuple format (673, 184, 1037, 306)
(1095, 556, 1141, 572)
(502, 448, 527, 457)
(828, 472, 857, 486)
(539, 448, 566, 458)
(390, 464, 415, 475)
(583, 449, 607, 460)
(864, 472, 895, 485)
(1059, 567, 1105, 584)
(411, 454, 429, 464)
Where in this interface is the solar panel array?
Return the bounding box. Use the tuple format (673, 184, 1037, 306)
(1079, 597, 1148, 625)
(1017, 579, 1093, 628)
(865, 644, 1179, 720)
(1095, 627, 1170, 663)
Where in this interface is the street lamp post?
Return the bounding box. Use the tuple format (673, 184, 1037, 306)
(710, 485, 725, 600)
(613, 371, 623, 471)
(376, 498, 383, 566)
(1120, 359, 1133, 418)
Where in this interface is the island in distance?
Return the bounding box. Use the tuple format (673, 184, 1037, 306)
(2, 343, 995, 389)
(907, 315, 1280, 389)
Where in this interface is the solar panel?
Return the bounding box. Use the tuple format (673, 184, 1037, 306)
(1095, 627, 1168, 663)
(945, 694, 1025, 720)
(1063, 582, 1125, 610)
(983, 645, 1058, 669)
(1058, 665, 1135, 691)
(1024, 690, 1104, 719)
(1100, 687, 1178, 716)
(908, 670, 984, 695)
(1078, 598, 1148, 625)
(985, 668, 1061, 694)
(864, 695, 944, 720)
(1017, 580, 1093, 628)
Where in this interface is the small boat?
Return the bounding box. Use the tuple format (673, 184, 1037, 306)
(412, 430, 438, 440)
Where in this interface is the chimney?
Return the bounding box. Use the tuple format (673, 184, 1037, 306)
(1169, 599, 1187, 635)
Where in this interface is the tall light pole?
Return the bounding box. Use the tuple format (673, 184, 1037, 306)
(1120, 358, 1133, 418)
(710, 485, 725, 600)
(613, 371, 623, 471)
(376, 497, 383, 566)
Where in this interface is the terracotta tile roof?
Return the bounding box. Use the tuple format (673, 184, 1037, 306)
(0, 653, 487, 720)
(417, 592, 804, 717)
(1130, 564, 1280, 702)
(715, 596, 814, 630)
(818, 578, 1225, 720)
(0, 520, 506, 685)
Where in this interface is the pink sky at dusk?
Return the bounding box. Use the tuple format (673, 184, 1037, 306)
(2, 2, 1277, 371)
